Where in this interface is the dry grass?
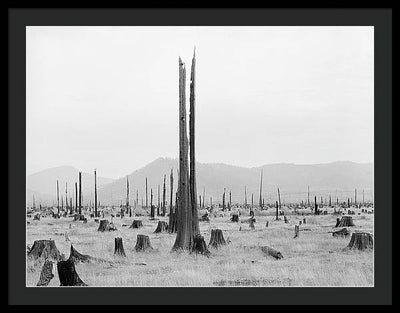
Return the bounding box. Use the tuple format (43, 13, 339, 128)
(26, 209, 374, 287)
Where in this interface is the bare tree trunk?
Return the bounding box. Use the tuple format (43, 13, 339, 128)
(189, 50, 200, 237)
(172, 56, 194, 252)
(168, 169, 176, 233)
(145, 177, 148, 210)
(244, 186, 247, 208)
(94, 170, 98, 218)
(78, 172, 82, 215)
(222, 188, 226, 211)
(75, 182, 78, 213)
(150, 188, 154, 218)
(162, 174, 166, 216)
(57, 180, 60, 214)
(259, 169, 263, 208)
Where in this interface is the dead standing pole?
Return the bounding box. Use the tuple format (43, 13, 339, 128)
(56, 180, 60, 214)
(78, 171, 82, 215)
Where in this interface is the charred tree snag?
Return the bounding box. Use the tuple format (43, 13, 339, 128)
(314, 196, 318, 215)
(129, 220, 143, 229)
(347, 232, 373, 250)
(114, 237, 126, 257)
(135, 234, 153, 252)
(172, 56, 195, 252)
(57, 180, 60, 214)
(259, 169, 263, 208)
(275, 201, 279, 221)
(335, 217, 341, 227)
(68, 244, 92, 264)
(154, 221, 168, 233)
(94, 170, 98, 218)
(244, 186, 247, 208)
(97, 219, 117, 232)
(332, 228, 350, 238)
(157, 184, 160, 216)
(36, 260, 54, 286)
(260, 246, 283, 259)
(145, 177, 148, 210)
(190, 234, 210, 257)
(337, 216, 355, 227)
(294, 225, 299, 238)
(189, 49, 200, 237)
(284, 216, 289, 224)
(57, 259, 87, 286)
(265, 221, 269, 227)
(162, 174, 166, 216)
(78, 171, 82, 215)
(208, 229, 226, 249)
(28, 240, 61, 261)
(168, 169, 177, 233)
(75, 182, 78, 213)
(150, 189, 155, 218)
(126, 176, 129, 214)
(222, 188, 226, 211)
(231, 214, 239, 223)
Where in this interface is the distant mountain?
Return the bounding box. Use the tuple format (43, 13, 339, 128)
(27, 166, 115, 206)
(95, 158, 373, 206)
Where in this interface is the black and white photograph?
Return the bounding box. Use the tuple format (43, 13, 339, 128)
(24, 25, 376, 288)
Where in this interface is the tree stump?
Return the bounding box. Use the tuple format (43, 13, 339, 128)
(36, 260, 54, 286)
(33, 214, 40, 221)
(134, 234, 153, 252)
(208, 229, 226, 249)
(335, 217, 341, 227)
(284, 216, 289, 224)
(57, 259, 87, 286)
(294, 225, 299, 238)
(332, 228, 350, 238)
(249, 218, 255, 230)
(154, 221, 168, 233)
(231, 214, 239, 223)
(299, 220, 302, 225)
(114, 237, 126, 257)
(199, 213, 210, 222)
(347, 232, 373, 250)
(27, 240, 61, 261)
(336, 216, 355, 227)
(129, 220, 143, 229)
(97, 219, 117, 232)
(260, 246, 283, 259)
(68, 244, 92, 264)
(190, 234, 210, 257)
(265, 221, 269, 227)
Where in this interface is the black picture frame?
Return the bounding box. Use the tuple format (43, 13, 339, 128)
(8, 6, 392, 306)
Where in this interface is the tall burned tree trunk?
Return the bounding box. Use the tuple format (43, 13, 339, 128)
(314, 195, 318, 215)
(75, 182, 78, 213)
(275, 201, 279, 220)
(126, 176, 129, 214)
(307, 186, 310, 206)
(229, 191, 232, 210)
(259, 169, 263, 208)
(172, 54, 199, 252)
(157, 184, 160, 216)
(244, 186, 247, 208)
(222, 188, 226, 211)
(94, 170, 98, 218)
(168, 169, 176, 233)
(354, 188, 357, 205)
(78, 172, 82, 215)
(162, 174, 166, 216)
(57, 180, 60, 214)
(277, 188, 281, 211)
(145, 177, 148, 210)
(65, 182, 68, 212)
(189, 50, 200, 237)
(202, 187, 205, 209)
(150, 188, 154, 218)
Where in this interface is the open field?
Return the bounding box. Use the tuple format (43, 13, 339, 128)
(26, 207, 374, 287)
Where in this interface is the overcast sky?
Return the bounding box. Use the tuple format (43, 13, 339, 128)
(27, 26, 374, 179)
